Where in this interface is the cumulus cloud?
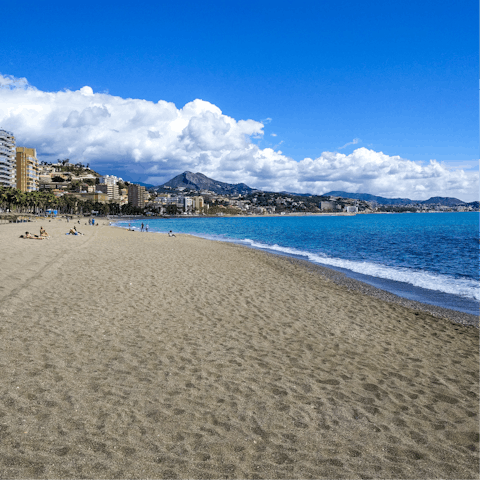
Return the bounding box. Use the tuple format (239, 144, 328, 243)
(0, 74, 477, 201)
(0, 74, 32, 90)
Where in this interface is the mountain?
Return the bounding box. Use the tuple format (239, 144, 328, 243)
(279, 191, 314, 197)
(420, 197, 466, 206)
(324, 191, 413, 205)
(324, 191, 466, 206)
(158, 171, 256, 195)
(135, 181, 155, 189)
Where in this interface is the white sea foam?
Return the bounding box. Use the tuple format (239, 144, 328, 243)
(240, 238, 480, 301)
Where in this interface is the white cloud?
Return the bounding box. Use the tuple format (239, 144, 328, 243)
(0, 74, 478, 201)
(0, 74, 32, 90)
(338, 138, 360, 150)
(271, 133, 277, 137)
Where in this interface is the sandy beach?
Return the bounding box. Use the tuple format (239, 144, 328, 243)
(0, 219, 478, 479)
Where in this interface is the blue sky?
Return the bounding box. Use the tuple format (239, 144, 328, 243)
(1, 0, 478, 199)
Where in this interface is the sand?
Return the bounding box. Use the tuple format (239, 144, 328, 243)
(0, 219, 478, 479)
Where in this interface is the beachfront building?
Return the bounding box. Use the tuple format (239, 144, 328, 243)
(128, 184, 146, 208)
(165, 195, 194, 212)
(0, 129, 16, 188)
(193, 196, 204, 212)
(96, 183, 120, 201)
(184, 197, 193, 212)
(16, 147, 39, 192)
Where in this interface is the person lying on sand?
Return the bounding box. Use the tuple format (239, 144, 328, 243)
(20, 231, 44, 240)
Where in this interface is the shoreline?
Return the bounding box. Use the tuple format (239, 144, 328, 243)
(111, 220, 479, 323)
(0, 221, 478, 478)
(274, 254, 479, 327)
(105, 210, 479, 219)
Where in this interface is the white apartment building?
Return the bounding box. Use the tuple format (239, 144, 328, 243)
(0, 129, 16, 188)
(165, 196, 194, 211)
(99, 174, 122, 185)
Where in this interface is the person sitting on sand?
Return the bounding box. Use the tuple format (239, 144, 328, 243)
(168, 230, 176, 237)
(39, 226, 49, 237)
(68, 227, 83, 235)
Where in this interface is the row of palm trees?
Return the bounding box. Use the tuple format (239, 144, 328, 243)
(0, 186, 144, 216)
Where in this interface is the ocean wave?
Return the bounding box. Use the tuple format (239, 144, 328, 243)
(239, 238, 480, 301)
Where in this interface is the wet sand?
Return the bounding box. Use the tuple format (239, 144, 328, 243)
(0, 220, 478, 478)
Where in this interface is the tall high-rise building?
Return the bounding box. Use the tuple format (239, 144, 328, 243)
(0, 129, 16, 188)
(193, 196, 204, 211)
(96, 183, 120, 200)
(127, 184, 146, 208)
(16, 147, 39, 192)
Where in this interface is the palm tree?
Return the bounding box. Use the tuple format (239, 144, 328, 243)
(64, 195, 77, 214)
(26, 191, 41, 214)
(6, 189, 25, 212)
(37, 191, 55, 215)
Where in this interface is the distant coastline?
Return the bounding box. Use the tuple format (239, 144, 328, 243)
(106, 209, 476, 220)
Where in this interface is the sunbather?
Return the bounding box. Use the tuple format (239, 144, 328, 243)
(67, 226, 84, 235)
(20, 231, 44, 240)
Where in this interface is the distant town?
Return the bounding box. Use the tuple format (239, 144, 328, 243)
(1, 128, 478, 218)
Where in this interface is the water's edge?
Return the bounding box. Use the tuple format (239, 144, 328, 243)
(112, 223, 479, 325)
(208, 234, 479, 319)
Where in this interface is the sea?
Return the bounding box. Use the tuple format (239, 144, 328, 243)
(113, 212, 479, 315)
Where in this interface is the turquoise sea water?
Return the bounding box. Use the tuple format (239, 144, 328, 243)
(114, 212, 479, 315)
